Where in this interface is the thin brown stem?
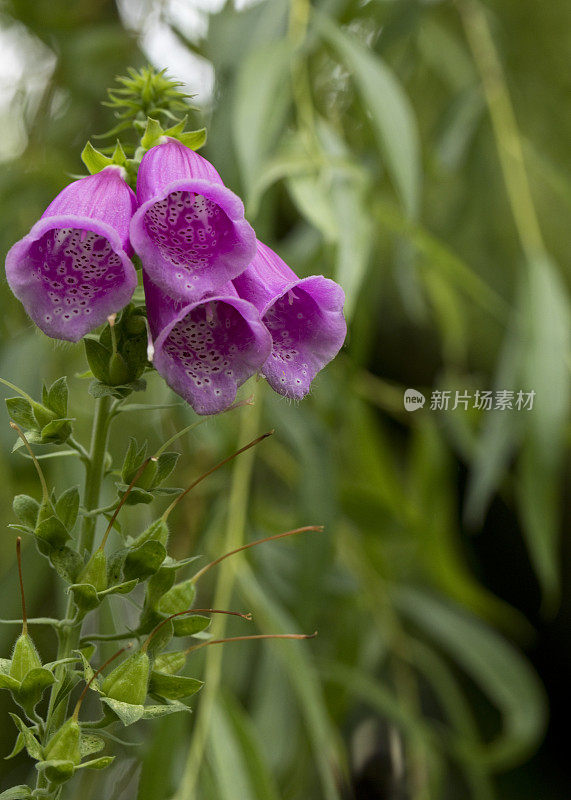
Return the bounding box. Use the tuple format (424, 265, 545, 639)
(185, 632, 318, 656)
(191, 525, 324, 583)
(141, 608, 253, 652)
(73, 644, 132, 720)
(10, 422, 50, 503)
(161, 430, 274, 521)
(99, 456, 156, 550)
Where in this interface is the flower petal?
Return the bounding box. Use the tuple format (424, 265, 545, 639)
(131, 140, 256, 302)
(233, 241, 347, 398)
(145, 274, 271, 415)
(5, 167, 138, 342)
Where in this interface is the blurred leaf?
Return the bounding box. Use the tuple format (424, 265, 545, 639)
(233, 39, 292, 199)
(517, 254, 570, 605)
(319, 14, 421, 217)
(395, 588, 548, 767)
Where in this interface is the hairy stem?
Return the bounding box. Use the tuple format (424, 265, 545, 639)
(42, 395, 113, 755)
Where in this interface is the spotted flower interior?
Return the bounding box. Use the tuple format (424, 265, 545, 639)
(143, 190, 236, 295)
(262, 286, 334, 397)
(29, 228, 124, 330)
(154, 297, 271, 415)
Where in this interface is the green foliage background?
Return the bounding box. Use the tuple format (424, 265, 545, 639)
(0, 0, 569, 798)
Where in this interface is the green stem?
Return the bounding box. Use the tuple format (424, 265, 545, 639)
(80, 395, 113, 553)
(41, 395, 113, 763)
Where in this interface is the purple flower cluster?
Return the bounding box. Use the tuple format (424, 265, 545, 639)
(6, 139, 346, 414)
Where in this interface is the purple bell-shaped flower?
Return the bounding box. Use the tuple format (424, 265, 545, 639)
(130, 139, 256, 303)
(233, 241, 347, 399)
(144, 273, 271, 415)
(5, 166, 138, 343)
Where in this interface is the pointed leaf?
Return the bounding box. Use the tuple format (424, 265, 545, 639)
(49, 546, 83, 583)
(9, 714, 43, 761)
(46, 377, 68, 418)
(81, 141, 113, 174)
(5, 398, 36, 430)
(0, 785, 32, 799)
(124, 541, 166, 581)
(76, 755, 115, 770)
(149, 672, 203, 700)
(101, 697, 145, 726)
(319, 15, 421, 217)
(84, 338, 112, 384)
(55, 486, 80, 531)
(35, 516, 70, 547)
(141, 700, 191, 719)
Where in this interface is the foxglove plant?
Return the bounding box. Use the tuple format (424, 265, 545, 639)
(0, 66, 344, 800)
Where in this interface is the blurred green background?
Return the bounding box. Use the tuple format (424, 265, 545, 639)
(0, 0, 570, 798)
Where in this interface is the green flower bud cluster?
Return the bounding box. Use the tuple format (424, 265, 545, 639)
(84, 305, 150, 399)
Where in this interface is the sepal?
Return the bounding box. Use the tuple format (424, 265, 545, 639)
(149, 672, 203, 700)
(8, 714, 43, 761)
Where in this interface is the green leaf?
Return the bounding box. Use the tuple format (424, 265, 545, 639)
(4, 733, 26, 760)
(0, 786, 32, 799)
(48, 546, 83, 583)
(46, 377, 68, 418)
(124, 541, 166, 581)
(88, 379, 146, 399)
(394, 588, 548, 767)
(76, 755, 115, 770)
(36, 759, 75, 785)
(141, 117, 165, 150)
(101, 697, 145, 726)
(517, 254, 570, 605)
(35, 516, 70, 548)
(13, 495, 40, 529)
(141, 701, 191, 719)
(81, 141, 113, 174)
(154, 451, 180, 487)
(149, 672, 203, 700)
(147, 568, 176, 610)
(5, 398, 36, 430)
(286, 173, 339, 242)
(233, 39, 292, 199)
(153, 651, 187, 675)
(55, 486, 80, 531)
(68, 583, 100, 611)
(114, 482, 154, 505)
(0, 673, 20, 691)
(173, 615, 210, 638)
(9, 714, 43, 761)
(157, 578, 196, 617)
(40, 418, 73, 443)
(79, 734, 105, 758)
(84, 338, 112, 384)
(98, 579, 138, 598)
(16, 668, 54, 714)
(319, 15, 421, 217)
